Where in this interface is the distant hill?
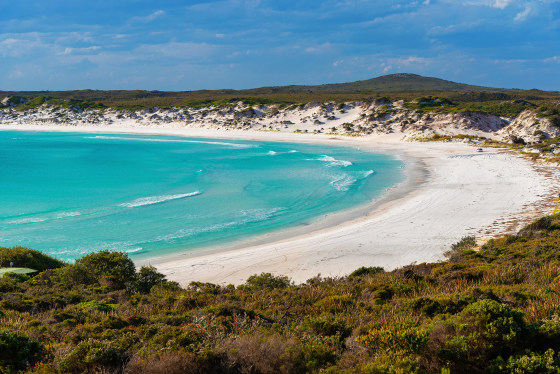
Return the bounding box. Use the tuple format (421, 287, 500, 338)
(1, 73, 555, 110)
(246, 73, 503, 94)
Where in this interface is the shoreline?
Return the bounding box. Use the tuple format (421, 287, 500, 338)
(2, 124, 558, 285)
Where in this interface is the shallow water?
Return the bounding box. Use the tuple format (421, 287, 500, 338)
(0, 131, 404, 262)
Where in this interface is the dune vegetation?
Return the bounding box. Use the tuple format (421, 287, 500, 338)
(2, 213, 560, 373)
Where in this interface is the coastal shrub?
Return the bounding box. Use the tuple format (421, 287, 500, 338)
(136, 265, 167, 293)
(220, 333, 304, 373)
(125, 350, 206, 374)
(491, 349, 560, 373)
(427, 299, 527, 371)
(348, 266, 384, 279)
(243, 272, 292, 290)
(0, 246, 65, 271)
(0, 329, 44, 372)
(359, 321, 429, 354)
(57, 339, 127, 373)
(74, 250, 136, 290)
(302, 314, 352, 340)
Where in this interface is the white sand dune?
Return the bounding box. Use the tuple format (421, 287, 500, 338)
(2, 124, 558, 285)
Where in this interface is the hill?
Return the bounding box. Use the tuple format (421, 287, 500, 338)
(1, 73, 557, 110)
(249, 73, 500, 94)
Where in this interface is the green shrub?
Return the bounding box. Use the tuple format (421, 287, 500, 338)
(492, 349, 560, 373)
(136, 265, 167, 293)
(430, 300, 527, 371)
(75, 250, 136, 290)
(0, 329, 44, 372)
(348, 266, 384, 279)
(0, 246, 65, 271)
(58, 339, 126, 373)
(244, 272, 292, 290)
(359, 321, 429, 354)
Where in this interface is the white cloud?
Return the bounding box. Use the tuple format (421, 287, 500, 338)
(492, 0, 512, 9)
(514, 6, 531, 21)
(62, 46, 101, 55)
(131, 10, 165, 23)
(544, 56, 560, 63)
(305, 42, 333, 53)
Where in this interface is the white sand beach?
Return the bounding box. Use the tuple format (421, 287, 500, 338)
(2, 124, 558, 285)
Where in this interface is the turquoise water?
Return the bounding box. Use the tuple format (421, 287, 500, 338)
(0, 131, 404, 262)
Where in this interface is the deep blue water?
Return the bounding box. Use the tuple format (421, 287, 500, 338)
(0, 131, 404, 262)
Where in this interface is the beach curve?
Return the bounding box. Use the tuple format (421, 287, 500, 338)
(2, 124, 558, 285)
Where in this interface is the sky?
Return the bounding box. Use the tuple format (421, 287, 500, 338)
(1, 0, 559, 91)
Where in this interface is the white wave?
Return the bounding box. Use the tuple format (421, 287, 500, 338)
(55, 211, 82, 218)
(289, 150, 298, 153)
(8, 217, 48, 224)
(308, 155, 352, 167)
(120, 191, 201, 208)
(329, 169, 374, 191)
(7, 210, 83, 225)
(330, 175, 357, 191)
(125, 247, 143, 253)
(267, 150, 278, 155)
(84, 136, 254, 148)
(362, 170, 374, 178)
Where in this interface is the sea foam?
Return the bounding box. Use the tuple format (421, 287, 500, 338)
(120, 191, 202, 208)
(84, 136, 253, 148)
(308, 155, 353, 167)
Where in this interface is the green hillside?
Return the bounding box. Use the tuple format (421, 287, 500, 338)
(252, 73, 499, 93)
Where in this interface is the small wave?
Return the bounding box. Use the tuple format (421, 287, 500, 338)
(7, 210, 83, 225)
(308, 155, 352, 167)
(125, 247, 143, 253)
(362, 170, 374, 178)
(8, 217, 48, 224)
(330, 175, 357, 191)
(55, 211, 82, 218)
(289, 150, 298, 153)
(84, 136, 254, 148)
(120, 191, 201, 208)
(329, 170, 373, 191)
(267, 150, 278, 155)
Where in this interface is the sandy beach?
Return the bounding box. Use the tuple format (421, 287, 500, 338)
(2, 124, 558, 285)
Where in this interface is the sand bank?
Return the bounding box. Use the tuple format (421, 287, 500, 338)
(2, 124, 558, 285)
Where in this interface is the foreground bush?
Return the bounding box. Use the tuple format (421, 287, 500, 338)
(3, 215, 560, 372)
(0, 329, 44, 372)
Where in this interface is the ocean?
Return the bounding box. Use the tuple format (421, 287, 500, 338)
(0, 131, 404, 262)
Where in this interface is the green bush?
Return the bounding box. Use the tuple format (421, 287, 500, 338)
(136, 265, 167, 293)
(431, 300, 527, 371)
(348, 266, 384, 279)
(0, 246, 65, 271)
(58, 340, 126, 373)
(0, 329, 44, 372)
(75, 250, 136, 290)
(244, 272, 292, 290)
(492, 349, 560, 373)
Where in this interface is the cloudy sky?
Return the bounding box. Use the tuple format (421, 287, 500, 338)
(1, 0, 559, 90)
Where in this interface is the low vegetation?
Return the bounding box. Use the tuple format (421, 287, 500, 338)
(3, 213, 560, 372)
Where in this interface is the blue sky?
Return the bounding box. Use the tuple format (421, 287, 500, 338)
(1, 0, 559, 90)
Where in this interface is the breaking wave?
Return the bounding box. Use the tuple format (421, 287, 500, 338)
(120, 191, 202, 208)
